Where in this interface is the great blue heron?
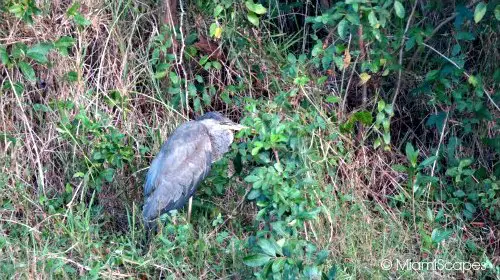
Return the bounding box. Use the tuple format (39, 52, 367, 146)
(142, 112, 246, 228)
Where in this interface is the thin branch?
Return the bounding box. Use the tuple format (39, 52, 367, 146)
(422, 42, 500, 113)
(339, 34, 352, 117)
(391, 0, 419, 105)
(426, 0, 482, 43)
(426, 109, 449, 200)
(5, 69, 45, 195)
(0, 218, 41, 233)
(207, 186, 252, 239)
(301, 0, 310, 53)
(178, 0, 189, 116)
(407, 0, 483, 69)
(340, 53, 360, 115)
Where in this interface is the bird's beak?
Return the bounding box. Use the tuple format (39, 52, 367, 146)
(230, 124, 248, 131)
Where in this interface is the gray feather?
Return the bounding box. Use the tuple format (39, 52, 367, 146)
(142, 121, 212, 223)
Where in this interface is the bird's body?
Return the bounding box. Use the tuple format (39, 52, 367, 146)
(142, 112, 244, 227)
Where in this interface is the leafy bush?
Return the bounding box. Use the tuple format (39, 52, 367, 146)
(0, 0, 499, 278)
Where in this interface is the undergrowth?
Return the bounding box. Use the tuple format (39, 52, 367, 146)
(0, 0, 498, 279)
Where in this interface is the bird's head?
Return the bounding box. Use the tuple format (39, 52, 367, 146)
(196, 111, 247, 132)
(196, 112, 247, 162)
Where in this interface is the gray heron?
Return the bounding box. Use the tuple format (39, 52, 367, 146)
(142, 112, 246, 229)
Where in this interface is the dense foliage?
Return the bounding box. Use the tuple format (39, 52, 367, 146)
(0, 0, 498, 279)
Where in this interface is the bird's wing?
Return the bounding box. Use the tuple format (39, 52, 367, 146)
(142, 121, 212, 222)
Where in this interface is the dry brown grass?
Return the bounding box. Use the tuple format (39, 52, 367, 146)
(1, 0, 498, 278)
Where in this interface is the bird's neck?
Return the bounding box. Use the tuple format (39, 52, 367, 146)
(208, 129, 233, 162)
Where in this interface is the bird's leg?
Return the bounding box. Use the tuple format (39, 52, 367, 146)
(187, 196, 193, 223)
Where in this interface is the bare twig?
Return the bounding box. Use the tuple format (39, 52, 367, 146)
(422, 42, 500, 113)
(44, 255, 133, 278)
(312, 189, 334, 244)
(302, 0, 310, 53)
(426, 0, 482, 43)
(339, 34, 352, 117)
(340, 53, 360, 115)
(391, 0, 419, 105)
(177, 0, 189, 116)
(407, 0, 483, 69)
(207, 186, 252, 238)
(4, 70, 45, 195)
(0, 218, 41, 234)
(426, 109, 449, 200)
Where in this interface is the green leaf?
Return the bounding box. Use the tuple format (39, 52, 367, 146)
(384, 104, 394, 116)
(337, 19, 349, 39)
(346, 12, 360, 25)
(54, 36, 75, 56)
(474, 2, 487, 23)
(55, 36, 76, 48)
(209, 23, 217, 38)
(27, 43, 53, 64)
(426, 208, 434, 222)
(257, 239, 276, 256)
(101, 168, 115, 183)
(405, 36, 416, 51)
(154, 71, 167, 79)
(459, 158, 473, 168)
(294, 76, 310, 86)
(315, 250, 329, 265)
(28, 43, 53, 55)
(8, 4, 24, 18)
(66, 71, 78, 82)
(464, 203, 476, 214)
(4, 81, 24, 96)
(374, 137, 382, 149)
(66, 2, 80, 16)
(373, 29, 383, 41)
(383, 132, 391, 145)
(359, 72, 371, 84)
(212, 61, 222, 70)
(394, 1, 405, 18)
(405, 142, 418, 167)
(214, 5, 224, 17)
(467, 75, 479, 87)
(74, 14, 91, 26)
(19, 61, 36, 82)
(0, 45, 9, 65)
(27, 52, 47, 64)
(274, 162, 283, 173)
(453, 189, 466, 198)
(247, 189, 260, 200)
(245, 1, 267, 15)
(352, 111, 373, 125)
(368, 11, 379, 28)
(495, 5, 500, 20)
(392, 164, 407, 172)
(169, 71, 179, 84)
(251, 146, 261, 156)
(247, 12, 259, 27)
(272, 258, 285, 273)
(382, 119, 390, 131)
(431, 228, 453, 243)
(326, 96, 341, 103)
(245, 175, 260, 183)
(243, 254, 271, 267)
(377, 100, 386, 112)
(419, 156, 437, 168)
